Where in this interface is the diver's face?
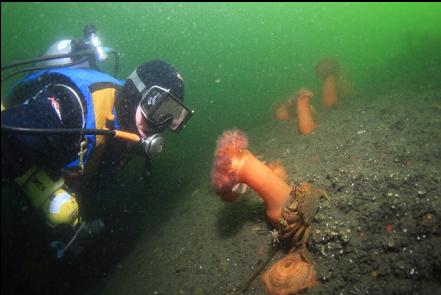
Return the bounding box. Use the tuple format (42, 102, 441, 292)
(135, 106, 157, 138)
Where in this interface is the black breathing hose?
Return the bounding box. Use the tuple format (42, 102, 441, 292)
(1, 47, 120, 83)
(1, 57, 91, 83)
(1, 49, 96, 71)
(1, 125, 116, 136)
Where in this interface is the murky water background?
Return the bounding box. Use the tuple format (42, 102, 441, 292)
(2, 3, 441, 295)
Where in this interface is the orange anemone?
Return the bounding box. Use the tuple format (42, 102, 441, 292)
(296, 88, 317, 135)
(262, 252, 318, 295)
(315, 58, 340, 108)
(211, 129, 292, 226)
(267, 161, 288, 182)
(274, 101, 292, 122)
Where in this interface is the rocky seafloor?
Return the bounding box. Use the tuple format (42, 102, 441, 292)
(82, 88, 440, 295)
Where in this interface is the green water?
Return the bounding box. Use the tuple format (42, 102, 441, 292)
(1, 3, 441, 294)
(2, 3, 441, 166)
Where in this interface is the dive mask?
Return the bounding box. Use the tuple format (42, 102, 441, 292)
(128, 70, 193, 133)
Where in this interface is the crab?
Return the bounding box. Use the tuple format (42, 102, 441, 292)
(269, 229, 280, 247)
(279, 182, 330, 260)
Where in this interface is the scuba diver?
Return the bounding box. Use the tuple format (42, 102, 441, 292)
(1, 25, 193, 258)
